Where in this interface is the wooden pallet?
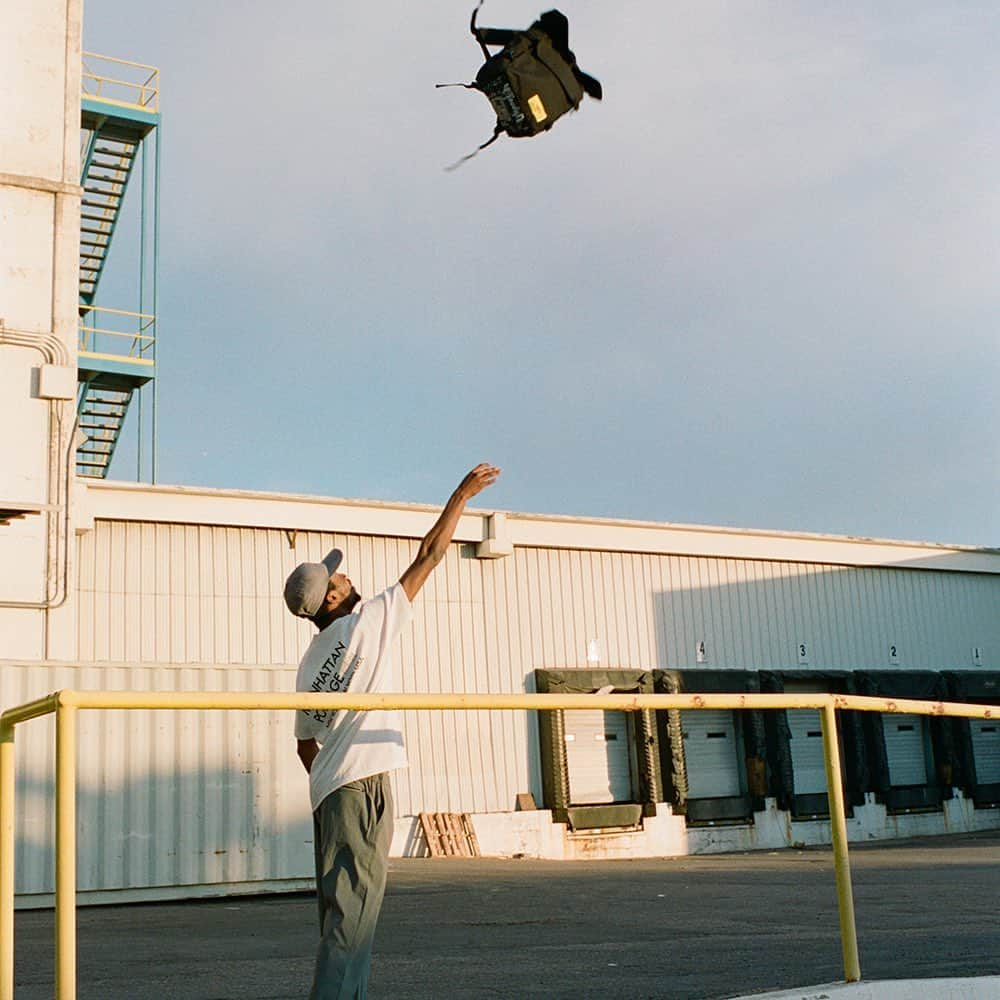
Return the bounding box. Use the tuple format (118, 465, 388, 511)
(419, 812, 480, 857)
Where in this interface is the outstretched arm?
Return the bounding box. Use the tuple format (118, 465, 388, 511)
(399, 464, 501, 602)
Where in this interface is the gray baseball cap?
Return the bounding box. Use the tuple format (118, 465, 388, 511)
(283, 548, 344, 618)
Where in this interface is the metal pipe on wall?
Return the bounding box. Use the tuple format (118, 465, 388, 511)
(0, 324, 75, 618)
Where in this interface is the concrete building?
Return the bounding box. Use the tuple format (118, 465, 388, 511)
(2, 0, 999, 907)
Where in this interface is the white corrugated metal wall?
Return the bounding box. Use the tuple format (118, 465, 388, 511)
(1, 661, 307, 898)
(512, 547, 998, 673)
(76, 523, 1000, 678)
(7, 518, 999, 898)
(75, 522, 535, 813)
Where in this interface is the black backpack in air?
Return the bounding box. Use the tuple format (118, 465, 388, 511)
(439, 4, 602, 168)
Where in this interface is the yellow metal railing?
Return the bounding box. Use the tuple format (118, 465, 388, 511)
(78, 306, 155, 365)
(2, 690, 998, 1000)
(81, 52, 159, 112)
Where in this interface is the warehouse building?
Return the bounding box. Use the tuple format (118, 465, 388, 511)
(2, 0, 999, 907)
(3, 480, 999, 905)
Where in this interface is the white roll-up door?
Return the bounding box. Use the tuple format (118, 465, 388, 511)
(883, 714, 929, 786)
(787, 709, 827, 796)
(970, 719, 1000, 784)
(680, 710, 741, 798)
(564, 709, 632, 804)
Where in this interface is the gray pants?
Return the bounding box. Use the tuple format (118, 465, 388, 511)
(310, 773, 393, 1000)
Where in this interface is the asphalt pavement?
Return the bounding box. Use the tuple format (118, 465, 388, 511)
(11, 830, 1000, 999)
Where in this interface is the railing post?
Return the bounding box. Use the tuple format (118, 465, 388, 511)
(821, 700, 861, 983)
(55, 704, 77, 999)
(0, 719, 15, 1000)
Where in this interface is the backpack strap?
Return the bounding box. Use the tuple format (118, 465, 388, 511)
(470, 0, 516, 58)
(444, 125, 503, 172)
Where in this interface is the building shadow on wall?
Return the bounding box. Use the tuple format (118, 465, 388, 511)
(12, 764, 315, 903)
(648, 555, 999, 822)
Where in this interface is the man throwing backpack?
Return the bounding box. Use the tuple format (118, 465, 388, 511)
(283, 463, 501, 999)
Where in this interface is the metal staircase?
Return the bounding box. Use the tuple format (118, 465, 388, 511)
(77, 53, 160, 479)
(76, 386, 134, 477)
(79, 131, 139, 305)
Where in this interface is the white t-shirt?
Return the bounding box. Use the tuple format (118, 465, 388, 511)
(294, 582, 412, 812)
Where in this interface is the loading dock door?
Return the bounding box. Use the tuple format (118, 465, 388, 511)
(970, 719, 1000, 784)
(787, 709, 827, 796)
(681, 710, 741, 798)
(883, 714, 929, 786)
(564, 710, 632, 804)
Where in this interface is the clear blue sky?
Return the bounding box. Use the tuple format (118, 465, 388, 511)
(85, 2, 999, 546)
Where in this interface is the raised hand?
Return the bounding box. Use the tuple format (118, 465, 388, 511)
(457, 463, 501, 500)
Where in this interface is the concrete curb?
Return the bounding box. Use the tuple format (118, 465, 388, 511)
(727, 977, 1000, 999)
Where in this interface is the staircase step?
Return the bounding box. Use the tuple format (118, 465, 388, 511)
(90, 156, 131, 169)
(94, 144, 135, 155)
(88, 158, 132, 171)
